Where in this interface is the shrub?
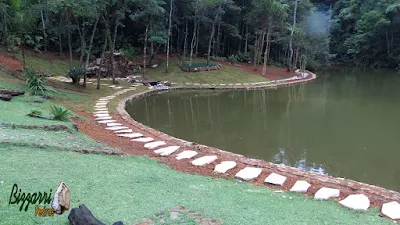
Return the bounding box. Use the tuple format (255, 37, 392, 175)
(236, 52, 250, 62)
(50, 105, 71, 121)
(121, 45, 137, 60)
(24, 68, 50, 96)
(30, 109, 43, 115)
(228, 54, 238, 64)
(67, 66, 85, 85)
(210, 56, 227, 61)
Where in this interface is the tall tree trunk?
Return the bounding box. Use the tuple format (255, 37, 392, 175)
(288, 0, 298, 71)
(67, 10, 73, 67)
(253, 32, 259, 71)
(183, 19, 188, 60)
(294, 46, 300, 68)
(166, 0, 173, 73)
(75, 18, 86, 69)
(143, 26, 148, 79)
(83, 16, 100, 87)
(176, 26, 180, 54)
(216, 18, 221, 56)
(195, 22, 200, 57)
(21, 43, 26, 70)
(207, 21, 216, 68)
(258, 31, 266, 66)
(238, 20, 244, 53)
(262, 21, 272, 76)
(111, 16, 118, 84)
(39, 0, 47, 52)
(189, 17, 197, 67)
(244, 24, 248, 54)
(58, 11, 63, 56)
(97, 33, 108, 90)
(385, 29, 390, 54)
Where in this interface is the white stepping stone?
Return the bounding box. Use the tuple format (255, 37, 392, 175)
(94, 107, 108, 110)
(107, 123, 123, 127)
(114, 129, 133, 134)
(94, 114, 110, 117)
(96, 100, 109, 103)
(98, 120, 116, 124)
(214, 161, 237, 173)
(154, 146, 180, 156)
(191, 155, 218, 166)
(235, 167, 262, 181)
(382, 201, 400, 220)
(95, 117, 112, 120)
(117, 133, 143, 138)
(264, 173, 287, 186)
(96, 102, 108, 105)
(176, 151, 198, 160)
(106, 126, 129, 131)
(314, 187, 340, 200)
(144, 141, 166, 150)
(131, 137, 154, 143)
(93, 111, 109, 114)
(339, 194, 370, 211)
(290, 180, 311, 193)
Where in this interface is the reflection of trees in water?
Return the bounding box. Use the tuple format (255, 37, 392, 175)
(271, 148, 327, 175)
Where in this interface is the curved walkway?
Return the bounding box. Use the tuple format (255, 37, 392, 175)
(88, 71, 400, 222)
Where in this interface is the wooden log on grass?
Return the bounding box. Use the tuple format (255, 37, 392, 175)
(68, 204, 123, 225)
(0, 89, 25, 96)
(0, 94, 12, 101)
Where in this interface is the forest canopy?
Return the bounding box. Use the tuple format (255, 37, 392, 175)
(0, 0, 399, 73)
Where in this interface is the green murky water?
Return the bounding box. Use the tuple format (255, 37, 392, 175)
(126, 68, 400, 191)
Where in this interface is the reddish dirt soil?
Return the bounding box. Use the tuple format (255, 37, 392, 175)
(73, 110, 400, 218)
(0, 52, 23, 71)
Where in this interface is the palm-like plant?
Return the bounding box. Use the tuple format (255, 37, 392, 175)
(25, 68, 47, 95)
(50, 105, 72, 121)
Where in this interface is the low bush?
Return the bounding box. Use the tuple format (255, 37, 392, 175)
(121, 45, 137, 60)
(24, 68, 53, 96)
(50, 105, 72, 121)
(67, 66, 85, 85)
(30, 109, 42, 115)
(228, 55, 238, 64)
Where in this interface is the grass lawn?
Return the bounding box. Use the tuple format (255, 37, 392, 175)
(0, 146, 392, 225)
(145, 58, 268, 84)
(15, 54, 72, 77)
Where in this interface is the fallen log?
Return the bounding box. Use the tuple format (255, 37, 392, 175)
(0, 94, 12, 101)
(68, 204, 124, 225)
(0, 89, 25, 96)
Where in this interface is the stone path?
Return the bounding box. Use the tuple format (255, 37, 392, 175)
(90, 74, 399, 222)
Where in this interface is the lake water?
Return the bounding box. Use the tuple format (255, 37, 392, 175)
(126, 68, 400, 191)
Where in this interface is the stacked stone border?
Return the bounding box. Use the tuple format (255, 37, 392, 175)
(108, 71, 400, 221)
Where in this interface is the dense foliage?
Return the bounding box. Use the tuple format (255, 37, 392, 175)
(1, 0, 399, 76)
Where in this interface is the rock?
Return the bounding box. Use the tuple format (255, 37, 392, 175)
(106, 123, 123, 127)
(144, 141, 166, 149)
(314, 187, 340, 200)
(214, 161, 237, 173)
(382, 201, 400, 220)
(0, 94, 12, 101)
(290, 180, 311, 193)
(264, 173, 287, 186)
(170, 212, 180, 220)
(93, 114, 110, 117)
(134, 218, 154, 225)
(191, 155, 218, 166)
(98, 120, 117, 124)
(95, 116, 113, 121)
(116, 133, 143, 138)
(235, 167, 262, 181)
(195, 218, 222, 225)
(93, 111, 109, 114)
(0, 89, 25, 96)
(339, 194, 370, 211)
(176, 151, 198, 160)
(105, 126, 129, 131)
(114, 129, 133, 133)
(132, 137, 154, 143)
(51, 181, 70, 215)
(154, 146, 180, 156)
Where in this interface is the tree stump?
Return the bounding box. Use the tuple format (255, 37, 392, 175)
(68, 204, 124, 225)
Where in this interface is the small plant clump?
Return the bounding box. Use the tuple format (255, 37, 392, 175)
(67, 66, 85, 85)
(30, 109, 42, 115)
(24, 68, 55, 96)
(50, 105, 72, 121)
